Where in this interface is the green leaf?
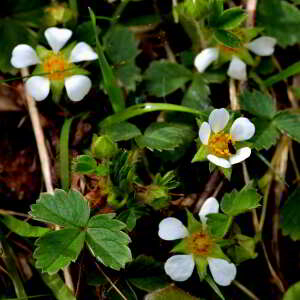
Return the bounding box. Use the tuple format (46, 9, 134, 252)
(127, 255, 169, 292)
(239, 90, 276, 119)
(283, 281, 300, 300)
(227, 234, 257, 264)
(274, 111, 300, 143)
(38, 271, 76, 300)
(265, 61, 300, 87)
(34, 228, 86, 274)
(73, 155, 98, 174)
(192, 145, 209, 163)
(182, 75, 212, 110)
(86, 214, 132, 270)
(206, 213, 232, 238)
(0, 215, 49, 237)
(257, 0, 300, 47)
(221, 186, 261, 216)
(145, 61, 193, 97)
(104, 25, 141, 91)
(216, 8, 247, 30)
(250, 118, 280, 151)
(281, 188, 300, 241)
(101, 121, 142, 142)
(207, 0, 224, 27)
(30, 189, 90, 228)
(60, 118, 74, 191)
(214, 29, 241, 48)
(135, 123, 195, 151)
(89, 8, 125, 113)
(144, 285, 202, 300)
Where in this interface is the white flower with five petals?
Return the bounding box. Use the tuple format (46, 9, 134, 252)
(198, 108, 255, 169)
(194, 36, 277, 80)
(11, 27, 98, 101)
(158, 197, 237, 286)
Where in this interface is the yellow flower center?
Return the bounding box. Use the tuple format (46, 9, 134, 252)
(185, 230, 215, 257)
(208, 132, 235, 158)
(42, 53, 72, 81)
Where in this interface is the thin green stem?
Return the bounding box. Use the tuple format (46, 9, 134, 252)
(111, 0, 131, 25)
(99, 102, 208, 128)
(233, 280, 260, 300)
(258, 181, 272, 232)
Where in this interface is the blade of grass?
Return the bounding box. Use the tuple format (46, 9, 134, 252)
(89, 7, 125, 113)
(60, 118, 74, 191)
(265, 61, 300, 87)
(99, 102, 208, 128)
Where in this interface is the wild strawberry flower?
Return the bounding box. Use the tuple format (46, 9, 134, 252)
(11, 27, 98, 102)
(194, 36, 277, 80)
(199, 108, 255, 169)
(158, 197, 237, 286)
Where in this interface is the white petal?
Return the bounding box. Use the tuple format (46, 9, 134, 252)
(199, 122, 211, 145)
(208, 258, 237, 286)
(208, 108, 230, 133)
(199, 197, 219, 224)
(158, 217, 188, 241)
(246, 36, 277, 56)
(69, 42, 98, 63)
(230, 117, 255, 141)
(227, 56, 247, 81)
(229, 147, 251, 165)
(25, 76, 50, 101)
(207, 155, 231, 169)
(194, 48, 219, 73)
(165, 255, 195, 282)
(64, 75, 91, 102)
(44, 27, 72, 53)
(11, 44, 40, 68)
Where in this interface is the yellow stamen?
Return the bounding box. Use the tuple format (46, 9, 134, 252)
(208, 132, 235, 158)
(185, 230, 215, 257)
(42, 53, 72, 81)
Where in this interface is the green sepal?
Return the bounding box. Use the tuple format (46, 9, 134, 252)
(219, 166, 232, 180)
(195, 256, 208, 281)
(171, 239, 188, 254)
(209, 162, 217, 173)
(51, 79, 65, 103)
(36, 45, 52, 60)
(186, 209, 202, 233)
(209, 244, 229, 261)
(60, 41, 77, 60)
(191, 144, 209, 163)
(205, 274, 225, 300)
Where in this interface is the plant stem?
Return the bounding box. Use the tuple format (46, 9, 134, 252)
(233, 280, 260, 300)
(21, 68, 74, 293)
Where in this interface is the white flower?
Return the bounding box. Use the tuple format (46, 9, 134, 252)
(199, 108, 255, 169)
(194, 36, 277, 80)
(11, 27, 98, 101)
(158, 197, 237, 286)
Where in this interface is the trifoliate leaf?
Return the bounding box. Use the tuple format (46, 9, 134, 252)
(221, 186, 261, 216)
(239, 90, 276, 119)
(86, 214, 132, 270)
(283, 281, 300, 300)
(144, 285, 202, 300)
(281, 188, 300, 241)
(182, 75, 212, 110)
(274, 111, 300, 143)
(145, 61, 193, 97)
(101, 121, 142, 142)
(257, 0, 300, 47)
(34, 228, 86, 274)
(0, 215, 50, 237)
(136, 123, 195, 151)
(250, 118, 280, 151)
(214, 29, 241, 48)
(30, 189, 90, 228)
(216, 7, 247, 30)
(127, 255, 169, 292)
(206, 213, 232, 238)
